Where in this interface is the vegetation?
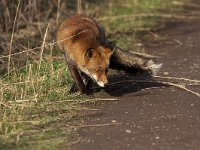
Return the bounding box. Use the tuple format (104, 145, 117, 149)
(0, 0, 189, 149)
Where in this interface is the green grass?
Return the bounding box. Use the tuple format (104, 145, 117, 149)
(0, 59, 85, 149)
(0, 0, 189, 149)
(96, 0, 189, 50)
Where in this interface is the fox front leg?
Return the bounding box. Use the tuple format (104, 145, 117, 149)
(82, 73, 94, 90)
(70, 82, 79, 93)
(67, 63, 89, 94)
(64, 53, 88, 94)
(70, 73, 94, 93)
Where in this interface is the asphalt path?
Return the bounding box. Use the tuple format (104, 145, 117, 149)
(72, 5, 200, 150)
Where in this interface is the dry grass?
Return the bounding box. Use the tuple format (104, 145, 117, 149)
(0, 1, 85, 149)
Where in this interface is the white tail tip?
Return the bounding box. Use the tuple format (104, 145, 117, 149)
(147, 60, 163, 76)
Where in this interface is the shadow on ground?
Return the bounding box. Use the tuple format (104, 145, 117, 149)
(104, 73, 164, 97)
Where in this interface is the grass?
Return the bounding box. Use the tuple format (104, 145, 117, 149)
(96, 0, 190, 50)
(0, 60, 84, 149)
(0, 0, 189, 149)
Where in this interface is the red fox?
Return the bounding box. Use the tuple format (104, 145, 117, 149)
(56, 15, 162, 94)
(56, 15, 114, 94)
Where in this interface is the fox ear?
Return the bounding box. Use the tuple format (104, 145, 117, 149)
(103, 47, 114, 59)
(104, 41, 116, 52)
(85, 48, 96, 58)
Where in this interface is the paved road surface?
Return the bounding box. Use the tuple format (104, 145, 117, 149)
(72, 6, 200, 150)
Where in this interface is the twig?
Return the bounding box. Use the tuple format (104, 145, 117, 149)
(56, 0, 61, 25)
(8, 0, 21, 75)
(29, 64, 37, 102)
(159, 81, 200, 98)
(93, 98, 119, 101)
(67, 122, 122, 128)
(147, 30, 159, 38)
(98, 13, 197, 22)
(154, 75, 200, 83)
(77, 98, 119, 104)
(1, 81, 32, 86)
(8, 99, 32, 103)
(38, 23, 49, 70)
(0, 102, 11, 108)
(0, 29, 90, 59)
(60, 98, 119, 103)
(7, 98, 118, 104)
(14, 120, 40, 125)
(77, 0, 82, 14)
(81, 107, 99, 111)
(174, 39, 183, 46)
(141, 86, 162, 91)
(129, 51, 159, 59)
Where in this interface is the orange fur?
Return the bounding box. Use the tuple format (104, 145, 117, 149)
(56, 15, 113, 91)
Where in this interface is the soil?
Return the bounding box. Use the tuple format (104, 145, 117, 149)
(71, 4, 200, 150)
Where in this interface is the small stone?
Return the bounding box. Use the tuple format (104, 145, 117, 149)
(111, 120, 117, 123)
(91, 139, 95, 143)
(136, 43, 142, 46)
(163, 72, 169, 75)
(125, 129, 131, 133)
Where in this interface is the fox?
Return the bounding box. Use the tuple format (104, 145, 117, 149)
(56, 15, 162, 94)
(56, 15, 114, 94)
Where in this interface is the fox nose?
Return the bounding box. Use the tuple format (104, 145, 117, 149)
(104, 83, 108, 87)
(97, 80, 108, 87)
(104, 82, 108, 87)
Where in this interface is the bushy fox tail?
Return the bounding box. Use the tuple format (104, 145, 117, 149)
(109, 46, 162, 76)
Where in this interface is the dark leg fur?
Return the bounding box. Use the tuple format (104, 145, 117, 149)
(67, 64, 89, 94)
(79, 72, 94, 90)
(84, 75, 94, 90)
(70, 82, 79, 93)
(70, 73, 94, 93)
(64, 54, 89, 94)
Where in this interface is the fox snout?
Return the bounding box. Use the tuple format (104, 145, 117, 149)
(92, 74, 108, 87)
(97, 80, 108, 87)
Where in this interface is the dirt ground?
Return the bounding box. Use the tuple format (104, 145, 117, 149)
(71, 5, 200, 150)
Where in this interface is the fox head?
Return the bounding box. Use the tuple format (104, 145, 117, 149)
(79, 45, 114, 87)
